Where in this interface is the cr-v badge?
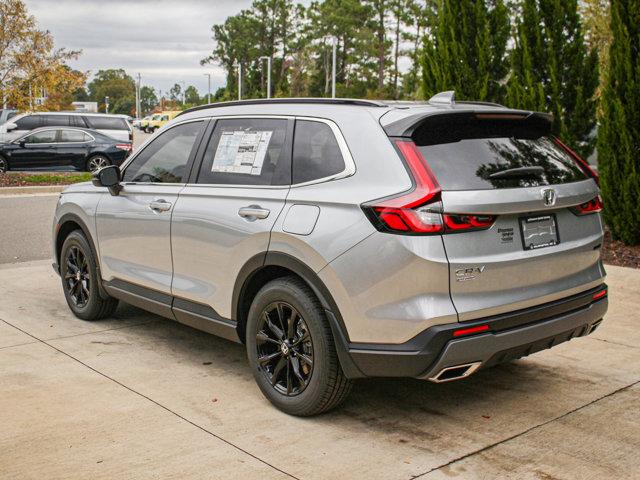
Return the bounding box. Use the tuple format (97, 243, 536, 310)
(455, 266, 486, 282)
(542, 188, 557, 206)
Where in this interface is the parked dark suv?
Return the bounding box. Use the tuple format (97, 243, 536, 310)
(52, 93, 608, 416)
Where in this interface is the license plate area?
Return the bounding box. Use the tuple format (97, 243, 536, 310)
(519, 214, 559, 251)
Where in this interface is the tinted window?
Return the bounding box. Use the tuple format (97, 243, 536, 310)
(7, 111, 17, 120)
(14, 115, 41, 129)
(72, 116, 88, 128)
(42, 115, 70, 127)
(197, 118, 289, 186)
(122, 121, 203, 183)
(293, 120, 345, 184)
(85, 116, 128, 130)
(24, 130, 57, 144)
(414, 116, 588, 190)
(60, 130, 91, 142)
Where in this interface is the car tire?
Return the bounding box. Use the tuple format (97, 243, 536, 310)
(246, 276, 352, 416)
(86, 155, 111, 173)
(60, 230, 118, 321)
(0, 155, 8, 173)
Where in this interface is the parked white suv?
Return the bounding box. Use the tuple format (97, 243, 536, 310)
(52, 94, 608, 416)
(0, 112, 132, 143)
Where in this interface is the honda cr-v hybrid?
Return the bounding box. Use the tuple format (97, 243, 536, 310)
(52, 92, 608, 416)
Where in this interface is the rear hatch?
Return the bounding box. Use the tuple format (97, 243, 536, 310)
(379, 110, 605, 321)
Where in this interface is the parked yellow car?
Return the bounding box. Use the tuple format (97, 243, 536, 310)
(147, 111, 181, 133)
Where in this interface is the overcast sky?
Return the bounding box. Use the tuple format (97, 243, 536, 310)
(23, 0, 255, 96)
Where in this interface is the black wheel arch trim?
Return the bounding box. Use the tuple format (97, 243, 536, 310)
(232, 251, 365, 378)
(55, 212, 110, 300)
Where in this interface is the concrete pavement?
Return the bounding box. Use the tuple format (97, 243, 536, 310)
(0, 260, 638, 479)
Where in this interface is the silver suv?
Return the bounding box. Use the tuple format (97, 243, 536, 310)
(52, 93, 608, 416)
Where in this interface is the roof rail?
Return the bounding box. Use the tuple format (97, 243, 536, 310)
(177, 97, 389, 117)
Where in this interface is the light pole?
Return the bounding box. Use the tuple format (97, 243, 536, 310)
(324, 36, 338, 98)
(135, 73, 141, 118)
(237, 63, 242, 101)
(105, 96, 109, 114)
(203, 73, 211, 103)
(181, 81, 186, 105)
(259, 56, 272, 99)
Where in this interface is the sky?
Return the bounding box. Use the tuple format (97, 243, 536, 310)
(23, 0, 255, 97)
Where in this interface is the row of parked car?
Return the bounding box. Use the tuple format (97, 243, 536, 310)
(0, 111, 134, 173)
(132, 111, 181, 133)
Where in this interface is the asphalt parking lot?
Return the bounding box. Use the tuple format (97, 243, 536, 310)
(1, 259, 638, 479)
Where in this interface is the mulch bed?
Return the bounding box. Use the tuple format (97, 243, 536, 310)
(0, 172, 92, 188)
(601, 228, 640, 269)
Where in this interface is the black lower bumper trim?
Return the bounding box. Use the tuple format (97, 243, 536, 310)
(347, 285, 608, 378)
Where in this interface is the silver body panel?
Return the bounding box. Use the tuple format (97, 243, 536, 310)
(52, 100, 607, 354)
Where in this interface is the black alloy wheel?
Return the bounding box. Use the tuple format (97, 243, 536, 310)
(256, 301, 314, 396)
(64, 245, 91, 308)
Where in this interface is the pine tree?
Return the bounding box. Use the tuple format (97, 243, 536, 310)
(507, 0, 599, 159)
(421, 0, 510, 102)
(597, 0, 640, 245)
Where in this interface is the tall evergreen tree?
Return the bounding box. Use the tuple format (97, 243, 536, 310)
(597, 0, 640, 245)
(507, 0, 599, 158)
(421, 0, 510, 102)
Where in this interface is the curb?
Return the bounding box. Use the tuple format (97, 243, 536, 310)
(0, 185, 66, 195)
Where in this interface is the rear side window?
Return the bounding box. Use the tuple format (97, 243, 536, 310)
(197, 118, 289, 186)
(123, 121, 203, 183)
(14, 115, 41, 129)
(60, 130, 91, 142)
(414, 115, 588, 190)
(292, 120, 345, 184)
(42, 115, 70, 127)
(85, 116, 128, 130)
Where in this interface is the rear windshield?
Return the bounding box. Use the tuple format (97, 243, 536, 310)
(414, 115, 588, 190)
(85, 116, 129, 130)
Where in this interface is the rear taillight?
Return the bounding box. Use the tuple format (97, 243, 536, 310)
(115, 143, 132, 151)
(570, 196, 603, 216)
(362, 140, 496, 235)
(554, 138, 599, 185)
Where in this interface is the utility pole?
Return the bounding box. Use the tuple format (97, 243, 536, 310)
(181, 81, 186, 105)
(237, 63, 242, 101)
(105, 96, 109, 114)
(259, 56, 272, 99)
(203, 73, 211, 103)
(135, 73, 141, 118)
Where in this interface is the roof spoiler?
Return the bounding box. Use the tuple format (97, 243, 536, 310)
(383, 109, 554, 138)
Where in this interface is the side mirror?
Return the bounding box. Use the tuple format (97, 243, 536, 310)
(5, 122, 17, 132)
(92, 165, 122, 196)
(18, 140, 26, 148)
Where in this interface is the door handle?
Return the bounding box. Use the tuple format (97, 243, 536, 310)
(149, 199, 172, 212)
(238, 206, 270, 220)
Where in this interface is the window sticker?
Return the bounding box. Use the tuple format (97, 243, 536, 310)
(212, 130, 273, 175)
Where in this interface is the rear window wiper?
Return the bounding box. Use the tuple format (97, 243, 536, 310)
(488, 166, 545, 179)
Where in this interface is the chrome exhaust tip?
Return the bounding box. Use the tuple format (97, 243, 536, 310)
(428, 361, 482, 383)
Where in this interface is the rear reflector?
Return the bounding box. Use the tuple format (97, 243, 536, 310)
(453, 324, 490, 337)
(362, 140, 496, 235)
(554, 138, 599, 185)
(592, 289, 607, 300)
(570, 196, 603, 216)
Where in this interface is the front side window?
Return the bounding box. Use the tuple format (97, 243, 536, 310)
(60, 130, 91, 143)
(197, 118, 289, 186)
(292, 120, 345, 184)
(122, 121, 203, 183)
(14, 115, 41, 130)
(24, 130, 57, 144)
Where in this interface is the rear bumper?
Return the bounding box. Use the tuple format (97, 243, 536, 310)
(346, 284, 608, 380)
